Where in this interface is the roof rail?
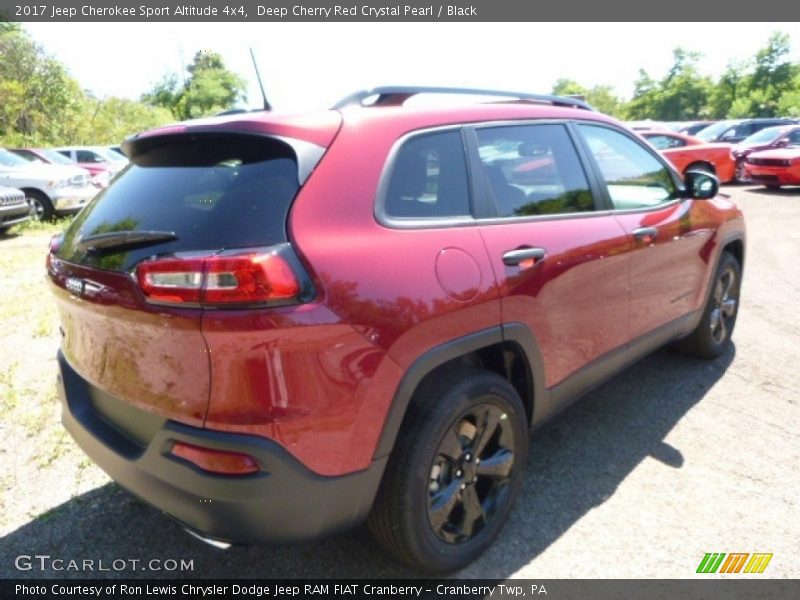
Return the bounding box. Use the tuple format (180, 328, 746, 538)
(332, 86, 594, 111)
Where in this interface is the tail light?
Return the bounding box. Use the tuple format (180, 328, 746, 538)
(46, 233, 63, 272)
(136, 244, 310, 308)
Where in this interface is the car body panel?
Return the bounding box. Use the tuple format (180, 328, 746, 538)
(48, 258, 211, 428)
(641, 131, 735, 182)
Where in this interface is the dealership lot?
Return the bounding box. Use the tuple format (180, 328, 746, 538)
(0, 185, 798, 578)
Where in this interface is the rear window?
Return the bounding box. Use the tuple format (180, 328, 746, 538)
(58, 135, 299, 272)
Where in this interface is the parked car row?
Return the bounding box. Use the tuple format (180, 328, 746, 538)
(0, 145, 128, 222)
(635, 118, 800, 186)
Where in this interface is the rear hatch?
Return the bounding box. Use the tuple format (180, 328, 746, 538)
(49, 122, 336, 426)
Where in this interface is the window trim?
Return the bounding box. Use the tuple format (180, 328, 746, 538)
(374, 118, 692, 230)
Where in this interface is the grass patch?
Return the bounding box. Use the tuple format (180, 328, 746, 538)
(14, 216, 75, 235)
(0, 362, 21, 413)
(33, 428, 73, 469)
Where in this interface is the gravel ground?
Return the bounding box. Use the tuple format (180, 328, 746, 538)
(0, 185, 798, 579)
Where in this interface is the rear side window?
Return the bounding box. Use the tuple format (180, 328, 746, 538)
(476, 124, 595, 217)
(59, 135, 299, 272)
(383, 130, 470, 219)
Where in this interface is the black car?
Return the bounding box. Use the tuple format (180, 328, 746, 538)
(695, 118, 798, 144)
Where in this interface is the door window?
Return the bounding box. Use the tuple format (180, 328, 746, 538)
(475, 124, 595, 217)
(578, 124, 678, 210)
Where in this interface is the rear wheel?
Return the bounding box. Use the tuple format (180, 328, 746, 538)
(368, 367, 528, 572)
(26, 190, 55, 221)
(677, 252, 741, 359)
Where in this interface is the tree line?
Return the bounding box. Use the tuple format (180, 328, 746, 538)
(0, 23, 246, 147)
(555, 32, 800, 120)
(1, 24, 798, 149)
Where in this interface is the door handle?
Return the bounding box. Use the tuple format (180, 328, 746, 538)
(502, 247, 546, 266)
(632, 227, 658, 242)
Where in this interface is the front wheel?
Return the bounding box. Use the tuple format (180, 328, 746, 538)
(677, 252, 741, 359)
(368, 368, 528, 572)
(26, 190, 55, 221)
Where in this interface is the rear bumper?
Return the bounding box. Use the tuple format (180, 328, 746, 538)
(57, 351, 385, 544)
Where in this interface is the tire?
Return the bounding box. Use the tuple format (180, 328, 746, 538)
(26, 190, 55, 221)
(677, 252, 741, 359)
(685, 162, 715, 177)
(368, 367, 528, 573)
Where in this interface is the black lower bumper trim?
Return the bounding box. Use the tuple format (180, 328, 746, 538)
(57, 351, 386, 544)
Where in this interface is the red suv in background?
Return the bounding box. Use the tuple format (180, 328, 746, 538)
(48, 87, 745, 572)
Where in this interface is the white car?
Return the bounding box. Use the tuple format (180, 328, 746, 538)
(0, 148, 97, 220)
(54, 146, 128, 174)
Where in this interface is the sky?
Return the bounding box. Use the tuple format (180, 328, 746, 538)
(23, 22, 800, 112)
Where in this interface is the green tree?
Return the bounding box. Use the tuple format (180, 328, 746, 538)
(551, 79, 627, 118)
(627, 49, 713, 120)
(736, 32, 800, 117)
(0, 25, 171, 147)
(142, 51, 247, 120)
(70, 97, 175, 144)
(0, 26, 84, 145)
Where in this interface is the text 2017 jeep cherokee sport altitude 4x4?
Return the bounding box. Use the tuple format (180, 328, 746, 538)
(48, 87, 745, 572)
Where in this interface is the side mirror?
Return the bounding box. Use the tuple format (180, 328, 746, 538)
(775, 138, 789, 147)
(683, 170, 719, 199)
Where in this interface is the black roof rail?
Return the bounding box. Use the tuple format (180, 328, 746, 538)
(332, 86, 594, 111)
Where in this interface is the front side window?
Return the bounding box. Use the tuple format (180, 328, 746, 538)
(578, 124, 678, 210)
(383, 130, 470, 219)
(786, 129, 800, 145)
(475, 124, 595, 217)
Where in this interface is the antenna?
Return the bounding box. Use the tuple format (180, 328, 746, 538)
(250, 48, 271, 111)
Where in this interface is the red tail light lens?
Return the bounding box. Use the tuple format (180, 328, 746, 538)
(135, 245, 307, 307)
(204, 254, 299, 304)
(170, 441, 259, 476)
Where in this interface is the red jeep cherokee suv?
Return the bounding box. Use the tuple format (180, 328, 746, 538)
(48, 87, 745, 572)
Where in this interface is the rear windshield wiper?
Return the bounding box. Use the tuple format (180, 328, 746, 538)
(76, 231, 178, 252)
